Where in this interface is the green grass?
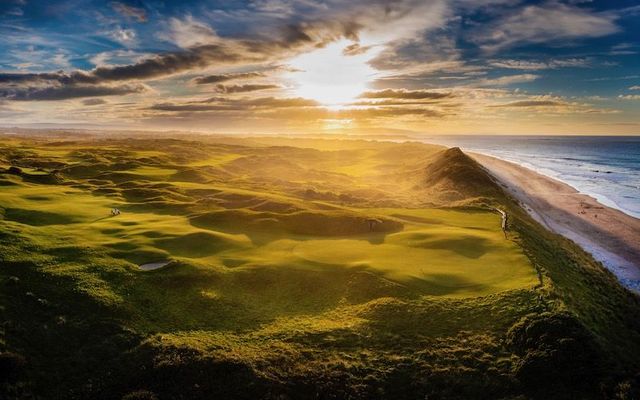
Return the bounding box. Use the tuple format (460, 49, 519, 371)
(0, 175, 536, 299)
(1, 135, 638, 400)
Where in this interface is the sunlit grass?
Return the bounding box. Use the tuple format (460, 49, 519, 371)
(3, 136, 636, 398)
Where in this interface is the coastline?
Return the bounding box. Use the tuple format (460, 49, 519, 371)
(417, 135, 640, 220)
(471, 152, 640, 292)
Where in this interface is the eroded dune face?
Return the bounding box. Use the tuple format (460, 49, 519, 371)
(1, 135, 638, 400)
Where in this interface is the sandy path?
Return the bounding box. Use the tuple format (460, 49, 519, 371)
(471, 152, 640, 292)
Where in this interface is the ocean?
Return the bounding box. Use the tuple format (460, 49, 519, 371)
(417, 135, 640, 219)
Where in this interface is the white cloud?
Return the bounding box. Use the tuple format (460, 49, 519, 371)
(472, 2, 620, 53)
(113, 27, 136, 43)
(162, 16, 219, 48)
(491, 58, 589, 70)
(476, 73, 539, 86)
(6, 7, 24, 16)
(619, 95, 640, 100)
(52, 53, 71, 69)
(89, 50, 150, 67)
(7, 46, 72, 71)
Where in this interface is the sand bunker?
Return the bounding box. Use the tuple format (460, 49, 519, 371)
(139, 260, 172, 271)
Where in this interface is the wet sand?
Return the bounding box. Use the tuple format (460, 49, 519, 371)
(472, 152, 640, 292)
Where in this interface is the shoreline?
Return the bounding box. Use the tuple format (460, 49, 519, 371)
(472, 151, 639, 220)
(471, 152, 640, 292)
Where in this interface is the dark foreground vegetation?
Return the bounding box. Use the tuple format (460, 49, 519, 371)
(0, 134, 639, 399)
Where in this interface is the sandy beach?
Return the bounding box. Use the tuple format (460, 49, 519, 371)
(472, 152, 640, 292)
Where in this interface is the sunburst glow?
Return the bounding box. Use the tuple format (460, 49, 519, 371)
(288, 40, 378, 108)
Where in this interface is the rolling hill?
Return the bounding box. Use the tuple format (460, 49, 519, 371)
(0, 135, 639, 400)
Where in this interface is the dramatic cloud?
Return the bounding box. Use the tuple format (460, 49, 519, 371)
(150, 97, 319, 112)
(0, 46, 240, 87)
(490, 59, 590, 70)
(476, 74, 539, 87)
(0, 0, 637, 133)
(369, 34, 460, 72)
(164, 16, 219, 48)
(360, 89, 453, 100)
(473, 2, 620, 53)
(86, 45, 250, 82)
(147, 94, 447, 122)
(485, 96, 619, 115)
(0, 11, 382, 91)
(150, 103, 226, 112)
(214, 84, 280, 93)
(619, 95, 640, 100)
(192, 72, 267, 85)
(1, 83, 146, 101)
(82, 98, 108, 106)
(490, 100, 566, 108)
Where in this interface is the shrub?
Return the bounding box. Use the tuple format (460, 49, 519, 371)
(507, 312, 604, 395)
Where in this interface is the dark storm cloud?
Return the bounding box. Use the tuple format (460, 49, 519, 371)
(192, 72, 266, 85)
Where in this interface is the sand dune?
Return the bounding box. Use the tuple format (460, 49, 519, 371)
(472, 152, 640, 292)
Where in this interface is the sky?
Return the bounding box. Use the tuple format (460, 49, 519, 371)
(0, 0, 639, 135)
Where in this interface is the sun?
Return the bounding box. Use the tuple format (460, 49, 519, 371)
(287, 39, 378, 108)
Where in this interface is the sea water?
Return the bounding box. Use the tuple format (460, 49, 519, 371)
(418, 135, 640, 219)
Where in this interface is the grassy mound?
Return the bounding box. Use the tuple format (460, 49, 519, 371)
(281, 211, 403, 236)
(2, 207, 79, 226)
(169, 168, 212, 183)
(153, 231, 249, 258)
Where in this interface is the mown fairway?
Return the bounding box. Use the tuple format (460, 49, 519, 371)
(0, 147, 537, 300)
